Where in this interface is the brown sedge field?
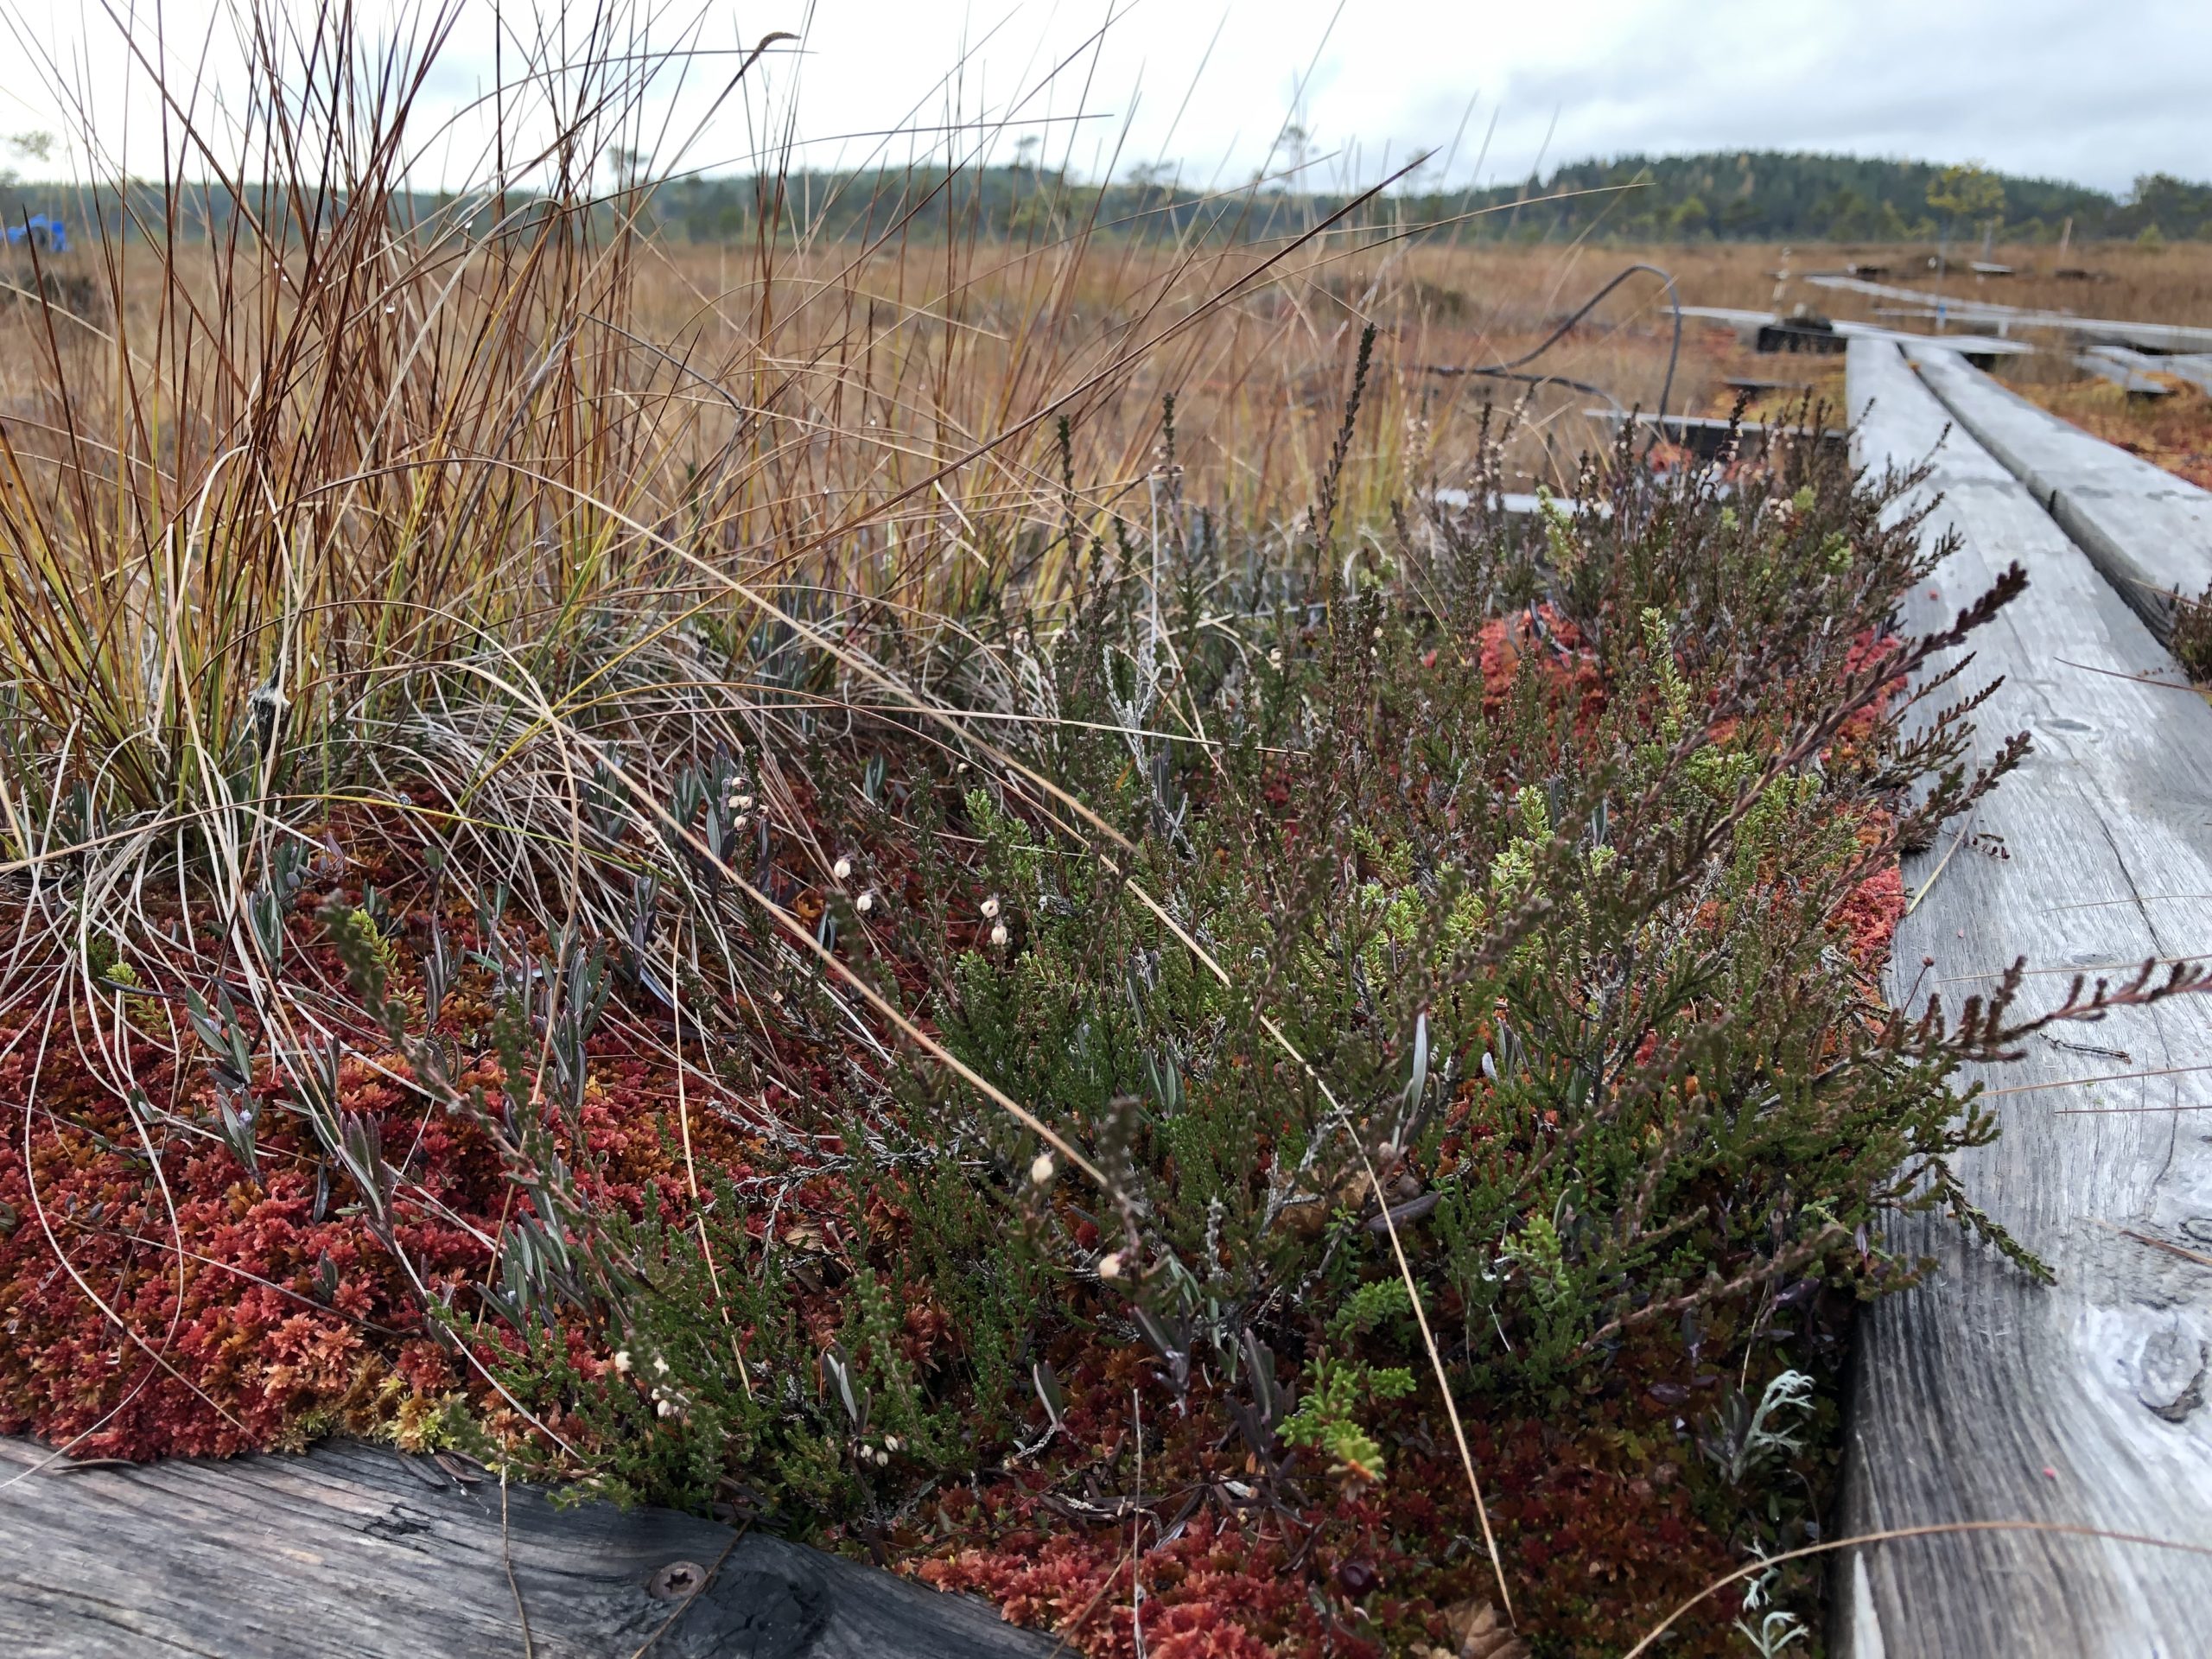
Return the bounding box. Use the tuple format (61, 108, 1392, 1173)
(1, 13, 2210, 1655)
(589, 237, 2212, 494)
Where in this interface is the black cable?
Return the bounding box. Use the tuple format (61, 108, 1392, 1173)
(1421, 261, 1683, 427)
(1421, 364, 1623, 415)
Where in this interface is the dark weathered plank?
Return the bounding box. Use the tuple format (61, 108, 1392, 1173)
(1580, 409, 1846, 461)
(1834, 337, 2212, 1658)
(1679, 303, 2032, 363)
(1904, 343, 2212, 645)
(0, 1437, 1052, 1658)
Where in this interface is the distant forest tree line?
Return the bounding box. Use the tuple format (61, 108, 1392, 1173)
(0, 149, 2204, 249)
(637, 150, 2212, 247)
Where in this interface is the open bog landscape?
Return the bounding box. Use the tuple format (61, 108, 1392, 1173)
(0, 4, 2209, 1656)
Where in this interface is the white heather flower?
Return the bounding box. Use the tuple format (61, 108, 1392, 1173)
(856, 889, 875, 913)
(990, 922, 1009, 947)
(613, 1350, 632, 1375)
(652, 1354, 669, 1376)
(1097, 1251, 1124, 1281)
(875, 1447, 891, 1467)
(657, 1396, 677, 1419)
(883, 1436, 899, 1452)
(1268, 647, 1283, 669)
(980, 895, 1001, 919)
(1030, 1153, 1056, 1185)
(832, 856, 853, 881)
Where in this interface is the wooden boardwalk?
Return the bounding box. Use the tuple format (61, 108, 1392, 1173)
(2072, 352, 2176, 400)
(1680, 303, 2031, 366)
(0, 1437, 1050, 1658)
(1837, 339, 2212, 1656)
(1808, 274, 2212, 355)
(2082, 344, 2212, 400)
(1901, 343, 2212, 649)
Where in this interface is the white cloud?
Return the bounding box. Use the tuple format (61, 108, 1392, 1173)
(0, 0, 2201, 194)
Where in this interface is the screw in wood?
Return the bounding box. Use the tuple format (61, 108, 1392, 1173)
(646, 1560, 707, 1601)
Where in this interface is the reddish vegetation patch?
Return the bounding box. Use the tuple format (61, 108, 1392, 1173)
(1475, 609, 1607, 729)
(1837, 852, 1906, 973)
(0, 854, 747, 1459)
(5, 1020, 431, 1457)
(911, 1335, 1770, 1659)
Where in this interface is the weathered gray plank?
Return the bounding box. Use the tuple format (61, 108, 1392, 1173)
(2073, 351, 2177, 399)
(2086, 346, 2212, 400)
(1903, 344, 2212, 645)
(1806, 274, 2212, 353)
(1834, 338, 2212, 1659)
(0, 1437, 1051, 1658)
(2160, 354, 2212, 397)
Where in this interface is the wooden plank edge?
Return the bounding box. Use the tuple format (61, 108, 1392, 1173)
(1904, 345, 2203, 645)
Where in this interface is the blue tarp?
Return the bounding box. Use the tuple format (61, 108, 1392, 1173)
(6, 215, 66, 253)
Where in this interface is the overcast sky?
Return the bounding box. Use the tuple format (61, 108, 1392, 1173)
(0, 0, 2203, 194)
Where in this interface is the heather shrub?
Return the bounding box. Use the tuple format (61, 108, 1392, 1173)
(2172, 584, 2212, 681)
(904, 419, 2011, 1402)
(421, 403, 2059, 1546)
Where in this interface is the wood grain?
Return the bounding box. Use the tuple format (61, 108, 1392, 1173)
(1904, 343, 2212, 646)
(1833, 339, 2212, 1658)
(0, 1436, 1052, 1658)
